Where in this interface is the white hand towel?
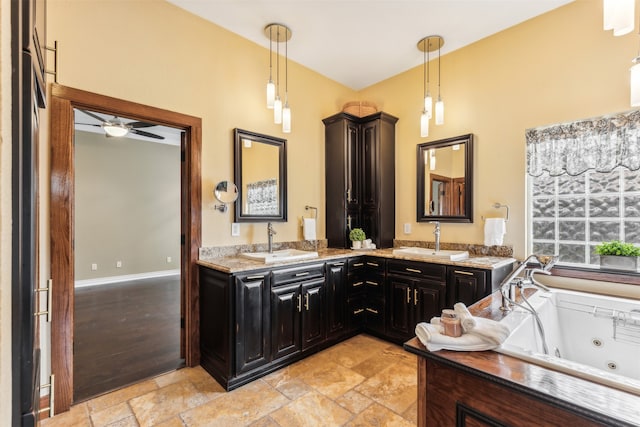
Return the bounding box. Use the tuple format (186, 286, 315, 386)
(453, 302, 476, 332)
(484, 218, 506, 246)
(303, 218, 316, 241)
(453, 302, 511, 345)
(415, 322, 499, 352)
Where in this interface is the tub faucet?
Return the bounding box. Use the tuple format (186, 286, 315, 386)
(430, 221, 441, 252)
(499, 254, 557, 311)
(267, 222, 277, 253)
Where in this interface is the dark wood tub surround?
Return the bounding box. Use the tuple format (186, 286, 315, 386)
(404, 292, 640, 427)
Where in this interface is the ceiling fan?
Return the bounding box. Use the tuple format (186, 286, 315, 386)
(76, 109, 165, 140)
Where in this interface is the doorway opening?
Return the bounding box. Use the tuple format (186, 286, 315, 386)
(49, 85, 202, 414)
(72, 111, 184, 401)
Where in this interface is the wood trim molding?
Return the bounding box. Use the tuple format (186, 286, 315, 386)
(49, 84, 201, 414)
(550, 266, 640, 286)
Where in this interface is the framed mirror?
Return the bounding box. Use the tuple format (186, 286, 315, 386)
(417, 134, 473, 223)
(234, 128, 287, 222)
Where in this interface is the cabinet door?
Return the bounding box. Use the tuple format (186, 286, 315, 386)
(388, 276, 413, 338)
(235, 273, 271, 374)
(347, 294, 366, 332)
(326, 261, 347, 339)
(271, 283, 302, 361)
(361, 121, 378, 207)
(447, 268, 487, 307)
(346, 122, 361, 210)
(414, 280, 447, 326)
(365, 297, 385, 335)
(301, 278, 326, 351)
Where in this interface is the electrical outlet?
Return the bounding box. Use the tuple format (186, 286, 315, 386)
(91, 263, 98, 271)
(116, 261, 122, 268)
(404, 223, 412, 234)
(231, 223, 240, 237)
(166, 256, 172, 263)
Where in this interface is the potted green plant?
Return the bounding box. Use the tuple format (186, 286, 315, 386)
(595, 240, 640, 272)
(349, 228, 366, 249)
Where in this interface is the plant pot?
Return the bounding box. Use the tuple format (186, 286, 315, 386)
(599, 255, 639, 272)
(352, 240, 362, 249)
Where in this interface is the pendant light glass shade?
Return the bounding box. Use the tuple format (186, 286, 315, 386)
(420, 110, 429, 137)
(266, 79, 275, 109)
(274, 96, 282, 124)
(631, 58, 640, 107)
(282, 102, 291, 133)
(424, 94, 433, 119)
(435, 97, 444, 125)
(603, 0, 635, 36)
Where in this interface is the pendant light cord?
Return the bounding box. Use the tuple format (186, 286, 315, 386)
(276, 27, 280, 97)
(269, 26, 273, 80)
(285, 30, 288, 102)
(438, 41, 441, 98)
(423, 42, 426, 99)
(426, 42, 430, 95)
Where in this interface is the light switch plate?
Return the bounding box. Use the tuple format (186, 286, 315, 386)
(231, 223, 240, 237)
(404, 223, 411, 234)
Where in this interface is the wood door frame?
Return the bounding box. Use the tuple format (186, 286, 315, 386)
(49, 84, 202, 414)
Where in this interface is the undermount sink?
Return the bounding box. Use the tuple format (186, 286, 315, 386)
(392, 247, 469, 261)
(240, 249, 319, 264)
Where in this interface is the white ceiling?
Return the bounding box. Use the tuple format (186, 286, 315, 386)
(167, 0, 573, 90)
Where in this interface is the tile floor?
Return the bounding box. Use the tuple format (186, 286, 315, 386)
(41, 334, 418, 427)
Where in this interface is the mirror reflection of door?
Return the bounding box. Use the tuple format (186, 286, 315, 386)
(72, 109, 185, 401)
(241, 138, 280, 216)
(424, 144, 466, 216)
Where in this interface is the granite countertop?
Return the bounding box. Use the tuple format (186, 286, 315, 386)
(197, 247, 515, 274)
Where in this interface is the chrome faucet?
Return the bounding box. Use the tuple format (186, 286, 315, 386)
(499, 254, 557, 311)
(267, 222, 277, 253)
(430, 221, 441, 252)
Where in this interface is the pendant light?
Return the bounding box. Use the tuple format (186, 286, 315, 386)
(273, 26, 282, 125)
(418, 36, 444, 136)
(604, 0, 635, 36)
(435, 36, 444, 125)
(264, 24, 292, 131)
(632, 14, 640, 106)
(282, 29, 291, 133)
(266, 25, 275, 109)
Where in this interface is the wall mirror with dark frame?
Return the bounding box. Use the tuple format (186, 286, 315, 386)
(417, 134, 473, 223)
(234, 128, 287, 222)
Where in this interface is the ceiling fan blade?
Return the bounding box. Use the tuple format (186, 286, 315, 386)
(131, 129, 165, 140)
(79, 109, 107, 124)
(74, 123, 102, 127)
(128, 121, 155, 129)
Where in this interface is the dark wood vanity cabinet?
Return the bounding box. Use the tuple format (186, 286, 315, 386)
(387, 260, 447, 342)
(271, 263, 326, 362)
(323, 112, 398, 249)
(446, 263, 514, 308)
(235, 272, 272, 374)
(326, 260, 348, 340)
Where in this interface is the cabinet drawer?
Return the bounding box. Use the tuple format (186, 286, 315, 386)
(363, 257, 385, 274)
(348, 257, 366, 274)
(387, 259, 446, 281)
(271, 263, 325, 286)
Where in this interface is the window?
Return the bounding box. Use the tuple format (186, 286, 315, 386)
(526, 110, 640, 269)
(529, 168, 640, 268)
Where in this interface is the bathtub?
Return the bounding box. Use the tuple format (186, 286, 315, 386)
(496, 288, 640, 396)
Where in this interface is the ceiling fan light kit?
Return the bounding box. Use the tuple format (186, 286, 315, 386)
(103, 122, 129, 137)
(77, 109, 165, 140)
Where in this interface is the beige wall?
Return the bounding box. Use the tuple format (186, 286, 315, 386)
(47, 0, 356, 250)
(0, 0, 11, 419)
(361, 0, 637, 258)
(74, 131, 181, 281)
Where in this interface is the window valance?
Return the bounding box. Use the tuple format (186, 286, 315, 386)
(526, 110, 640, 177)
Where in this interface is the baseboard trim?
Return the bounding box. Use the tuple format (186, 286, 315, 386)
(74, 269, 180, 288)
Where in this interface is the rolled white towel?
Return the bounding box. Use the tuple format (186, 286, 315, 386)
(453, 302, 476, 332)
(453, 302, 511, 345)
(415, 322, 500, 352)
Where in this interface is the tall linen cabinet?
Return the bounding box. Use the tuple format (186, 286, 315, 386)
(323, 112, 398, 249)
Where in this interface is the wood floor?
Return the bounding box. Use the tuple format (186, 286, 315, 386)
(73, 276, 184, 402)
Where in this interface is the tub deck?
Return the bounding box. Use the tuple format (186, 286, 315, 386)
(404, 290, 640, 426)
